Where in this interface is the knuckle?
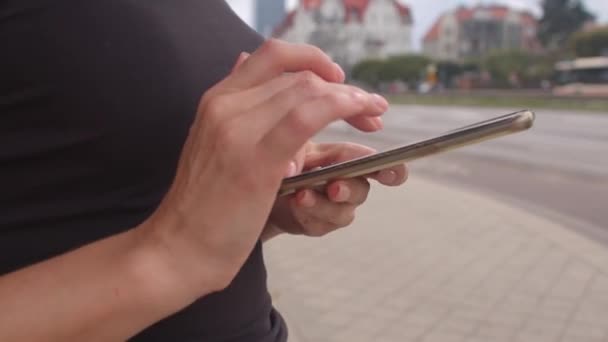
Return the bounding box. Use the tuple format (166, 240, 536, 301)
(215, 120, 240, 146)
(204, 95, 230, 120)
(286, 108, 315, 135)
(293, 71, 323, 95)
(297, 70, 319, 86)
(307, 44, 326, 60)
(260, 39, 285, 67)
(262, 38, 283, 53)
(324, 92, 347, 109)
(201, 87, 219, 102)
(197, 92, 214, 114)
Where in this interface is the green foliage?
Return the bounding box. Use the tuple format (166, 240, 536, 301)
(538, 0, 595, 50)
(351, 54, 431, 88)
(350, 59, 385, 87)
(570, 28, 608, 57)
(352, 51, 557, 89)
(384, 55, 432, 83)
(483, 50, 555, 87)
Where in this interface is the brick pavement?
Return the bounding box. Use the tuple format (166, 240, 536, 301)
(264, 178, 608, 342)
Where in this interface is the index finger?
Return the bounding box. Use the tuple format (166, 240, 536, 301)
(223, 39, 343, 90)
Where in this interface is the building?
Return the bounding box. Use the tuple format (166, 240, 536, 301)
(255, 0, 287, 37)
(273, 0, 413, 69)
(423, 5, 541, 62)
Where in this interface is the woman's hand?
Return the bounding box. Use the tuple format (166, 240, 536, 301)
(0, 40, 391, 342)
(265, 142, 407, 239)
(140, 40, 391, 292)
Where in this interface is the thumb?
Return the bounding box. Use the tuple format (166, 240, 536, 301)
(284, 145, 307, 178)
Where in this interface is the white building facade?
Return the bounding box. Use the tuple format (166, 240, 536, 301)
(274, 0, 413, 69)
(423, 5, 541, 62)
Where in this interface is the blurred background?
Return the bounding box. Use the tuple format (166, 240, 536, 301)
(229, 1, 608, 341)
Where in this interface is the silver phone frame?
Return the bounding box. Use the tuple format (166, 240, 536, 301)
(278, 109, 535, 197)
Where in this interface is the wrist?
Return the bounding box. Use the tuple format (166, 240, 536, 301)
(125, 223, 225, 309)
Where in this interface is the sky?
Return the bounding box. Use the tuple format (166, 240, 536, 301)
(226, 0, 608, 50)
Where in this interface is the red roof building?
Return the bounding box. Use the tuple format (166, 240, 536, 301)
(274, 0, 412, 37)
(273, 0, 414, 68)
(422, 5, 541, 61)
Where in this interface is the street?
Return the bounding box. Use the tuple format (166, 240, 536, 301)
(314, 105, 608, 241)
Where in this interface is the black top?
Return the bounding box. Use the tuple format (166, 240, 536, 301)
(0, 0, 287, 341)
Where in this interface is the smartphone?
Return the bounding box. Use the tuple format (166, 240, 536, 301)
(278, 109, 535, 196)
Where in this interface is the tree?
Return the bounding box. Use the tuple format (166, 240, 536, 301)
(538, 0, 595, 50)
(351, 55, 432, 89)
(384, 54, 431, 86)
(483, 50, 555, 87)
(570, 27, 608, 57)
(351, 59, 385, 88)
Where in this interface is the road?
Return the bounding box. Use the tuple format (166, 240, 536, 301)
(314, 105, 608, 243)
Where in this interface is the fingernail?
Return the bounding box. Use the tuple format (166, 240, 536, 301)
(371, 117, 384, 130)
(333, 62, 345, 82)
(337, 184, 351, 202)
(285, 161, 297, 177)
(372, 94, 389, 111)
(379, 170, 397, 184)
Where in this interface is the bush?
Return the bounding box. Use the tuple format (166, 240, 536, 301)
(385, 55, 432, 85)
(352, 51, 557, 90)
(350, 59, 385, 88)
(351, 54, 431, 89)
(570, 28, 608, 57)
(483, 50, 555, 87)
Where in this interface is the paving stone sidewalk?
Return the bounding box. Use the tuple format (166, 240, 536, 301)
(264, 178, 608, 342)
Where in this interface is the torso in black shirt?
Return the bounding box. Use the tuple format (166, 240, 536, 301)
(0, 1, 287, 341)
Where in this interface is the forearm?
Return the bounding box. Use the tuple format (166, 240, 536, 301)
(0, 226, 212, 342)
